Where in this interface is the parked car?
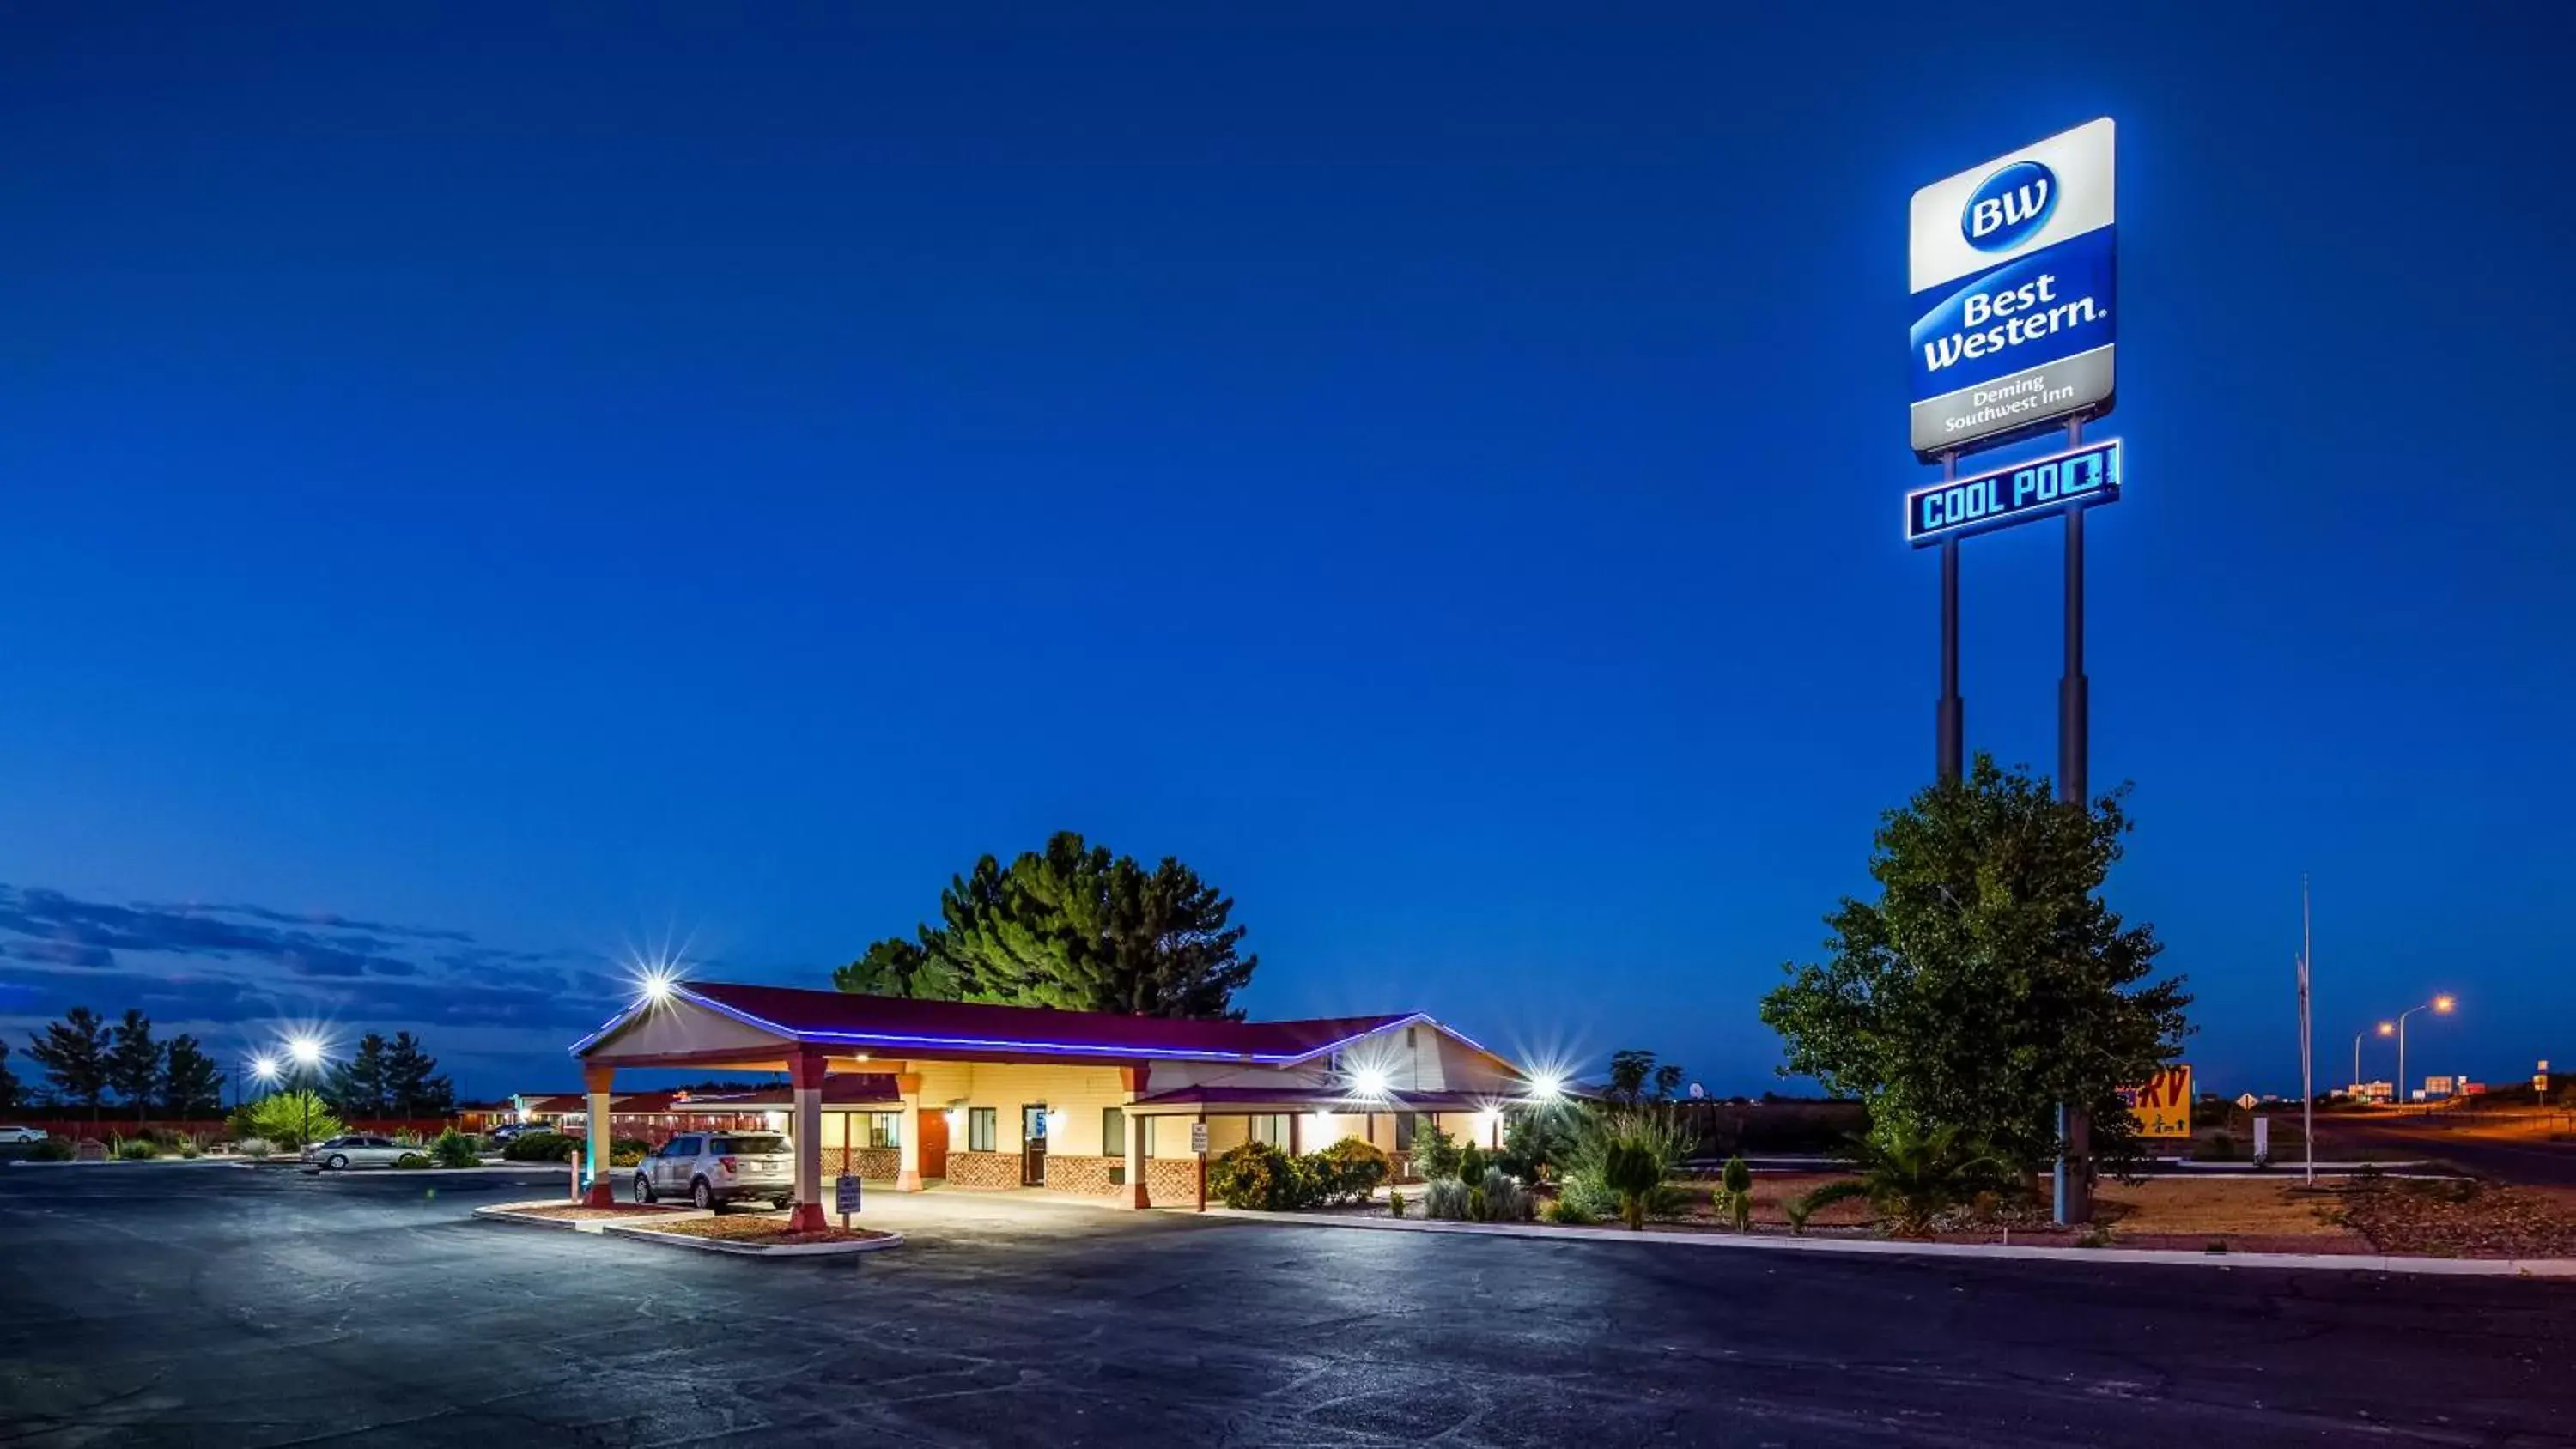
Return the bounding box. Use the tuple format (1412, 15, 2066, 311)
(0, 1126, 46, 1145)
(632, 1131, 793, 1210)
(488, 1122, 545, 1143)
(305, 1135, 416, 1170)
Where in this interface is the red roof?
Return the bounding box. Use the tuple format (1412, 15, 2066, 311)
(634, 980, 1423, 1065)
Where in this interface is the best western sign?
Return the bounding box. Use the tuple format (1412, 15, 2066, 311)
(1910, 118, 2116, 460)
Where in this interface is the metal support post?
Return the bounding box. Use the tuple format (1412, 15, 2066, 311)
(2055, 412, 2094, 1226)
(1935, 450, 1963, 783)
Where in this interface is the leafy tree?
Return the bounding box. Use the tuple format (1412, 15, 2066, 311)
(837, 831, 1258, 1018)
(0, 1041, 19, 1112)
(106, 1009, 165, 1121)
(1606, 1048, 1657, 1104)
(1759, 754, 2192, 1177)
(231, 1091, 345, 1149)
(382, 1032, 453, 1117)
(330, 1034, 390, 1118)
(160, 1034, 225, 1118)
(26, 1007, 112, 1119)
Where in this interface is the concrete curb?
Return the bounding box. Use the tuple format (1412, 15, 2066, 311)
(5, 1156, 244, 1168)
(1201, 1209, 2576, 1277)
(303, 1164, 566, 1178)
(596, 1221, 905, 1257)
(471, 1201, 714, 1235)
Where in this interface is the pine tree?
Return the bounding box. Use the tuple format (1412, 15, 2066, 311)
(160, 1034, 226, 1118)
(381, 1032, 453, 1117)
(330, 1034, 390, 1119)
(27, 1008, 113, 1120)
(106, 1009, 165, 1122)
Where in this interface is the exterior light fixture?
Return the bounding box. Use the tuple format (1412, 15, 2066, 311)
(636, 967, 677, 1005)
(1349, 1064, 1392, 1100)
(2433, 995, 2456, 1014)
(1524, 1071, 1566, 1103)
(288, 1037, 324, 1068)
(251, 1056, 281, 1084)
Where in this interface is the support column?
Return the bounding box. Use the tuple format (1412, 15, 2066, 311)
(895, 1072, 924, 1192)
(582, 1063, 615, 1206)
(787, 1048, 826, 1233)
(1121, 1066, 1150, 1209)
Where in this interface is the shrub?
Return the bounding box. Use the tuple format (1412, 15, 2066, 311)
(428, 1128, 480, 1169)
(237, 1137, 274, 1160)
(394, 1153, 430, 1170)
(29, 1137, 75, 1162)
(1423, 1177, 1473, 1220)
(1558, 1109, 1691, 1228)
(1388, 1191, 1406, 1219)
(501, 1131, 578, 1163)
(1718, 1155, 1754, 1232)
(116, 1137, 160, 1161)
(1500, 1103, 1577, 1183)
(1209, 1140, 1308, 1210)
(1478, 1167, 1534, 1222)
(1407, 1122, 1462, 1183)
(1315, 1137, 1391, 1204)
(1457, 1142, 1489, 1185)
(178, 1142, 202, 1159)
(392, 1129, 425, 1148)
(609, 1138, 652, 1168)
(1601, 1140, 1665, 1229)
(1466, 1185, 1488, 1222)
(1790, 1124, 2008, 1239)
(1540, 1197, 1598, 1226)
(1783, 1197, 1815, 1236)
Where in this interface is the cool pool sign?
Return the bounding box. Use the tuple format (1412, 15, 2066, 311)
(1906, 439, 2121, 546)
(1910, 118, 2116, 460)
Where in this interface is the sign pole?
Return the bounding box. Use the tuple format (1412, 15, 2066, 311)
(2300, 876, 2315, 1185)
(1935, 451, 1962, 783)
(2053, 413, 2095, 1228)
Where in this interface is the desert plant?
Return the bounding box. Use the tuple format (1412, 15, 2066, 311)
(1478, 1167, 1534, 1222)
(428, 1128, 480, 1169)
(1467, 1185, 1489, 1222)
(1718, 1155, 1754, 1231)
(394, 1153, 429, 1169)
(1540, 1196, 1598, 1226)
(1783, 1197, 1816, 1236)
(1601, 1139, 1666, 1229)
(29, 1137, 75, 1162)
(1456, 1141, 1489, 1185)
(115, 1137, 159, 1160)
(177, 1142, 201, 1159)
(1790, 1124, 2008, 1239)
(1388, 1191, 1406, 1219)
(1423, 1176, 1472, 1220)
(237, 1137, 274, 1160)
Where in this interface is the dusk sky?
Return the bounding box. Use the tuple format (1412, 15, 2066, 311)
(4, 6, 2568, 1100)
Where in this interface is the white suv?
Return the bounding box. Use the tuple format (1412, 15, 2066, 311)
(632, 1131, 793, 1210)
(306, 1135, 414, 1170)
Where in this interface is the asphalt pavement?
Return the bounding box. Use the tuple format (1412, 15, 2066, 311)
(2312, 1113, 2576, 1187)
(2, 1165, 2571, 1447)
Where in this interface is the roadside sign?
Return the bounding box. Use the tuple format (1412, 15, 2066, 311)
(2251, 1116, 2271, 1163)
(2118, 1064, 2193, 1138)
(1910, 118, 2117, 459)
(1188, 1121, 1208, 1155)
(835, 1173, 862, 1216)
(1905, 438, 2120, 546)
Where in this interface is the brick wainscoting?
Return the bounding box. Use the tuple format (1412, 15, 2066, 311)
(1145, 1158, 1200, 1207)
(943, 1151, 1020, 1190)
(822, 1148, 902, 1180)
(1044, 1155, 1124, 1197)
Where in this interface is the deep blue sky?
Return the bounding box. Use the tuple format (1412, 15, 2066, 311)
(4, 5, 2569, 1100)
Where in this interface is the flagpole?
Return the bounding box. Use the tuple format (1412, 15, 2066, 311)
(2300, 875, 2315, 1186)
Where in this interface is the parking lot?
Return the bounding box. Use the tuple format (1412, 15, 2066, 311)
(4, 1166, 2573, 1447)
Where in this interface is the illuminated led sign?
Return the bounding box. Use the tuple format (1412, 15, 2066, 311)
(1905, 439, 2121, 547)
(1910, 118, 2116, 460)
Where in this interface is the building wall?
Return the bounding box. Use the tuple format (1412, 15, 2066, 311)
(905, 1061, 1135, 1156)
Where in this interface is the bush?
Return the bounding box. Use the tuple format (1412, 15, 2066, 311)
(178, 1142, 202, 1159)
(1540, 1196, 1598, 1226)
(1423, 1177, 1472, 1220)
(1500, 1104, 1577, 1183)
(1314, 1137, 1391, 1204)
(1789, 1124, 2008, 1239)
(1456, 1142, 1488, 1185)
(1477, 1167, 1534, 1222)
(428, 1128, 481, 1169)
(1389, 1191, 1406, 1219)
(1208, 1141, 1308, 1210)
(236, 1137, 274, 1160)
(1718, 1155, 1754, 1232)
(231, 1092, 347, 1149)
(29, 1137, 75, 1162)
(1601, 1140, 1665, 1229)
(116, 1137, 160, 1161)
(1408, 1122, 1462, 1183)
(609, 1138, 652, 1168)
(394, 1154, 429, 1170)
(501, 1131, 578, 1163)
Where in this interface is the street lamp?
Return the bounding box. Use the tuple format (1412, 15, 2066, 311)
(2394, 997, 2455, 1108)
(2353, 1022, 2392, 1100)
(284, 1036, 328, 1155)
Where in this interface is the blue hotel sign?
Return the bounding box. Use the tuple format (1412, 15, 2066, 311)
(1905, 439, 2121, 547)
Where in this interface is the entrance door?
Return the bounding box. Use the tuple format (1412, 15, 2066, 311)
(1020, 1104, 1049, 1186)
(920, 1105, 950, 1181)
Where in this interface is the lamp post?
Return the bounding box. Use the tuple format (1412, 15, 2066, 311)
(287, 1037, 325, 1155)
(2353, 1022, 2392, 1100)
(2393, 997, 2454, 1110)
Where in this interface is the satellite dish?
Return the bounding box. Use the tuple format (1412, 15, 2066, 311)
(1688, 1082, 1706, 1100)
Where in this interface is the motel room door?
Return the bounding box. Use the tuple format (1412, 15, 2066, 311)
(920, 1104, 949, 1180)
(1020, 1104, 1048, 1186)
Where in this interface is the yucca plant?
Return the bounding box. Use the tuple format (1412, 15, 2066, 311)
(1718, 1155, 1753, 1232)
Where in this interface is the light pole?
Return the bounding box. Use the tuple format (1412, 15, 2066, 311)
(2353, 1022, 2392, 1100)
(2393, 997, 2454, 1110)
(287, 1037, 325, 1154)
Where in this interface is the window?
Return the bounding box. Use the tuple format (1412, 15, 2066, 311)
(1102, 1107, 1127, 1157)
(865, 1113, 901, 1149)
(1248, 1113, 1291, 1149)
(968, 1107, 996, 1153)
(1394, 1113, 1418, 1151)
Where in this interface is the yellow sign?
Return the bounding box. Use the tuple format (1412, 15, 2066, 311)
(2120, 1064, 2194, 1138)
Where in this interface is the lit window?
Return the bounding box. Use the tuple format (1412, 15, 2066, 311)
(866, 1113, 901, 1149)
(1249, 1114, 1291, 1149)
(1102, 1106, 1126, 1156)
(969, 1107, 996, 1153)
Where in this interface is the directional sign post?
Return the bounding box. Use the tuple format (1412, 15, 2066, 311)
(835, 1173, 862, 1229)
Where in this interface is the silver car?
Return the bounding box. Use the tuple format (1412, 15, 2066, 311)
(632, 1131, 793, 1210)
(306, 1135, 416, 1170)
